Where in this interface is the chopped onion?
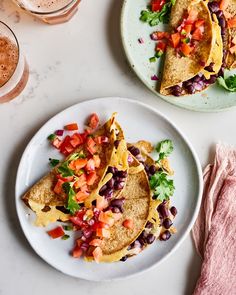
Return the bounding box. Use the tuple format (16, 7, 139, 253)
(151, 75, 159, 81)
(55, 129, 64, 136)
(138, 38, 144, 44)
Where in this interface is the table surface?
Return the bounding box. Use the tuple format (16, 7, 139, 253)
(1, 0, 235, 294)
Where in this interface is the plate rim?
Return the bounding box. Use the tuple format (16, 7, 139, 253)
(15, 96, 203, 281)
(120, 0, 236, 113)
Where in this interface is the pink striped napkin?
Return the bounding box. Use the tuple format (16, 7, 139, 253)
(192, 143, 236, 295)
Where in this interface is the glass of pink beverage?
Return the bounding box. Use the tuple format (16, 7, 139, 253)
(12, 0, 81, 24)
(0, 22, 29, 104)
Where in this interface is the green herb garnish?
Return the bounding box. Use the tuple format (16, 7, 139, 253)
(150, 171, 175, 201)
(48, 134, 56, 141)
(149, 56, 157, 62)
(156, 139, 174, 161)
(183, 37, 190, 44)
(49, 158, 60, 167)
(57, 161, 74, 178)
(155, 50, 163, 58)
(61, 234, 70, 240)
(217, 72, 236, 92)
(140, 0, 176, 26)
(63, 225, 73, 231)
(68, 152, 85, 161)
(62, 182, 80, 214)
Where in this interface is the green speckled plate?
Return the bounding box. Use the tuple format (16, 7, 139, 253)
(121, 0, 236, 112)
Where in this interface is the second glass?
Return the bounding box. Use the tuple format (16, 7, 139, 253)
(12, 0, 81, 25)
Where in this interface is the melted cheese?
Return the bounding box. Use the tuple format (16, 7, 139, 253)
(201, 15, 223, 79)
(28, 200, 69, 227)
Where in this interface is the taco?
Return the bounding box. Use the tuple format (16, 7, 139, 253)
(160, 0, 226, 96)
(22, 114, 127, 227)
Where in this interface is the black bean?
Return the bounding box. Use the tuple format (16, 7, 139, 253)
(149, 165, 156, 175)
(186, 84, 195, 94)
(110, 198, 125, 207)
(160, 230, 171, 241)
(128, 146, 140, 156)
(171, 85, 182, 96)
(116, 170, 128, 178)
(133, 240, 142, 248)
(208, 1, 219, 13)
(99, 184, 107, 195)
(104, 188, 113, 199)
(157, 203, 169, 219)
(207, 75, 217, 84)
(192, 75, 201, 83)
(217, 68, 224, 77)
(215, 10, 223, 18)
(145, 221, 153, 229)
(218, 17, 226, 29)
(204, 62, 214, 72)
(114, 181, 125, 190)
(170, 206, 178, 216)
(146, 234, 155, 244)
(107, 166, 115, 174)
(183, 80, 192, 87)
(163, 218, 173, 229)
(114, 140, 120, 148)
(106, 178, 115, 188)
(120, 256, 128, 262)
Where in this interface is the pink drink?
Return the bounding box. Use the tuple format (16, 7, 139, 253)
(0, 22, 29, 103)
(13, 0, 81, 24)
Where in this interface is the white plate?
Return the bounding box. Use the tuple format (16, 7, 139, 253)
(121, 0, 236, 112)
(15, 97, 203, 281)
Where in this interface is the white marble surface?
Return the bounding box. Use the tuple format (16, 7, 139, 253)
(0, 0, 236, 294)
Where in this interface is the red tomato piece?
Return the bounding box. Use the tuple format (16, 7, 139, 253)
(70, 133, 83, 147)
(123, 219, 134, 229)
(156, 41, 167, 52)
(52, 137, 62, 149)
(151, 0, 165, 11)
(47, 226, 65, 239)
(98, 211, 115, 227)
(56, 174, 74, 182)
(192, 27, 204, 40)
(74, 174, 87, 189)
(64, 123, 79, 131)
(87, 171, 98, 185)
(96, 196, 108, 210)
(88, 113, 99, 130)
(73, 158, 87, 170)
(54, 179, 64, 195)
(170, 32, 180, 48)
(194, 19, 205, 28)
(72, 246, 83, 258)
(182, 24, 193, 34)
(180, 43, 193, 56)
(76, 191, 89, 202)
(96, 228, 110, 238)
(80, 184, 88, 193)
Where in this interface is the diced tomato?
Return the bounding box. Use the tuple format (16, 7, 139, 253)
(89, 239, 102, 247)
(170, 32, 180, 48)
(151, 0, 165, 12)
(87, 171, 97, 186)
(56, 174, 74, 182)
(86, 158, 95, 171)
(64, 123, 79, 131)
(70, 133, 84, 148)
(153, 31, 169, 40)
(231, 35, 236, 45)
(88, 113, 99, 130)
(86, 137, 97, 155)
(60, 135, 72, 155)
(96, 196, 108, 210)
(180, 43, 193, 56)
(74, 174, 87, 189)
(98, 211, 115, 227)
(220, 0, 230, 10)
(183, 24, 193, 35)
(76, 191, 89, 202)
(70, 216, 84, 227)
(228, 17, 236, 28)
(72, 246, 83, 258)
(93, 155, 101, 168)
(54, 179, 64, 195)
(123, 219, 134, 229)
(156, 41, 167, 52)
(192, 27, 204, 40)
(47, 226, 65, 239)
(52, 137, 62, 149)
(186, 9, 198, 24)
(74, 158, 88, 170)
(92, 247, 102, 263)
(80, 184, 88, 193)
(229, 44, 236, 53)
(95, 136, 109, 144)
(194, 19, 205, 28)
(96, 228, 110, 238)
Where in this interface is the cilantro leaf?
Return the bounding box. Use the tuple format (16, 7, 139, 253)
(49, 158, 60, 167)
(68, 152, 85, 161)
(150, 171, 175, 201)
(62, 182, 80, 214)
(140, 1, 175, 26)
(57, 161, 74, 177)
(156, 139, 174, 160)
(217, 72, 236, 92)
